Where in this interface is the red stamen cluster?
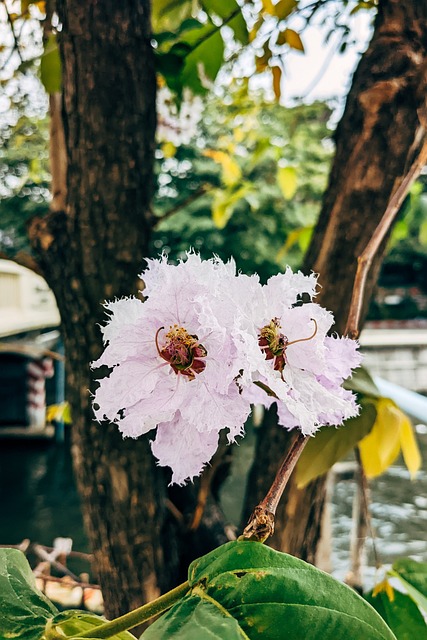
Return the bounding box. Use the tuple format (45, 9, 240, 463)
(259, 317, 318, 375)
(258, 318, 288, 373)
(156, 325, 207, 380)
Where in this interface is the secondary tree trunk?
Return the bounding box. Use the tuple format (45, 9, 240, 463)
(243, 0, 427, 562)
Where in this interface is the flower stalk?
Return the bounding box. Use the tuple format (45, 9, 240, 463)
(75, 581, 190, 638)
(241, 432, 308, 542)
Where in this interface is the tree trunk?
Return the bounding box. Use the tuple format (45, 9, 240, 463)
(243, 0, 427, 561)
(29, 1, 231, 619)
(29, 0, 167, 618)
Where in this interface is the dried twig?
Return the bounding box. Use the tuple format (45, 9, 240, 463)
(345, 135, 427, 339)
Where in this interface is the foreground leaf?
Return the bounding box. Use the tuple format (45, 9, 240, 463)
(365, 587, 427, 640)
(140, 595, 249, 639)
(0, 548, 58, 640)
(142, 541, 396, 639)
(48, 610, 136, 640)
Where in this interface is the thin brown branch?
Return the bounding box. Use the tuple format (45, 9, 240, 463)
(154, 184, 210, 229)
(240, 432, 308, 542)
(344, 134, 427, 339)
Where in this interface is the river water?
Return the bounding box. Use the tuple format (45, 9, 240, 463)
(0, 425, 426, 585)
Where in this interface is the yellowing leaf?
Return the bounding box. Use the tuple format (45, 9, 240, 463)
(359, 398, 404, 478)
(277, 165, 297, 199)
(372, 579, 395, 603)
(233, 127, 245, 143)
(161, 141, 177, 158)
(204, 149, 242, 187)
(283, 28, 304, 52)
(211, 185, 248, 229)
(46, 402, 72, 425)
(400, 416, 421, 478)
(275, 225, 313, 262)
(274, 0, 298, 20)
(262, 0, 275, 14)
(295, 401, 377, 488)
(271, 66, 282, 100)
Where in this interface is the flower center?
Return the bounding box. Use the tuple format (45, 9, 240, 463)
(155, 325, 207, 380)
(258, 318, 287, 372)
(258, 317, 318, 374)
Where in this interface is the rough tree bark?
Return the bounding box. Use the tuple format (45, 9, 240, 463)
(242, 0, 427, 562)
(28, 1, 231, 618)
(29, 0, 168, 618)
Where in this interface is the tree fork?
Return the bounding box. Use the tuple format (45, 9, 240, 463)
(243, 0, 427, 562)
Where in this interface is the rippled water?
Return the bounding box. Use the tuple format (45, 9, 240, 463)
(0, 426, 426, 585)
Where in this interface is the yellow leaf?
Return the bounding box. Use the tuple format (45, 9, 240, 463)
(211, 185, 248, 229)
(271, 66, 282, 100)
(274, 0, 298, 20)
(204, 149, 242, 187)
(359, 398, 403, 478)
(46, 402, 72, 425)
(277, 165, 297, 199)
(372, 579, 395, 603)
(400, 416, 421, 478)
(161, 141, 176, 158)
(233, 127, 245, 143)
(284, 28, 305, 52)
(262, 0, 275, 14)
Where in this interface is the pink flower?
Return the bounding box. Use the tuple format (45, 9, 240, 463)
(248, 272, 362, 435)
(92, 254, 255, 483)
(92, 255, 361, 483)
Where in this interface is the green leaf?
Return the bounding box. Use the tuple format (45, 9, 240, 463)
(152, 0, 193, 33)
(187, 541, 396, 639)
(295, 400, 377, 488)
(180, 23, 225, 94)
(201, 0, 248, 44)
(419, 219, 427, 246)
(40, 34, 62, 94)
(140, 595, 249, 639)
(391, 559, 427, 614)
(365, 588, 427, 640)
(49, 610, 137, 640)
(0, 548, 58, 640)
(277, 165, 297, 199)
(344, 365, 381, 398)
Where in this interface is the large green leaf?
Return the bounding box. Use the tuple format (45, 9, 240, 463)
(49, 610, 137, 640)
(0, 548, 58, 640)
(140, 595, 249, 639)
(391, 559, 427, 614)
(365, 588, 427, 640)
(295, 399, 377, 487)
(144, 541, 396, 640)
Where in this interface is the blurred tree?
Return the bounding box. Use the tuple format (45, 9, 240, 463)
(153, 90, 333, 279)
